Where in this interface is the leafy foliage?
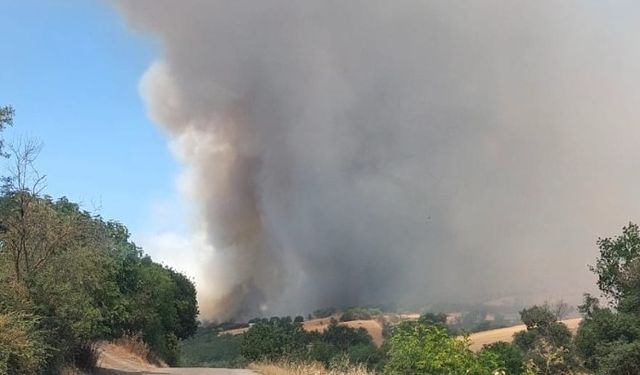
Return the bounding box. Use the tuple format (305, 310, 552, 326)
(512, 305, 576, 374)
(0, 312, 48, 375)
(180, 325, 247, 368)
(0, 118, 199, 372)
(384, 320, 502, 375)
(480, 341, 523, 375)
(236, 315, 384, 370)
(340, 307, 381, 322)
(575, 223, 640, 374)
(313, 307, 337, 319)
(241, 317, 308, 361)
(590, 222, 640, 307)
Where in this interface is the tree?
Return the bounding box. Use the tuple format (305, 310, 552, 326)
(384, 321, 502, 375)
(575, 294, 640, 372)
(481, 341, 523, 375)
(590, 222, 640, 307)
(0, 139, 80, 284)
(0, 108, 198, 371)
(240, 317, 308, 361)
(552, 300, 573, 321)
(0, 105, 13, 156)
(574, 223, 640, 373)
(0, 312, 48, 375)
(513, 305, 576, 374)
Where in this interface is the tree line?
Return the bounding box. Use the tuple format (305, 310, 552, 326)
(0, 106, 199, 374)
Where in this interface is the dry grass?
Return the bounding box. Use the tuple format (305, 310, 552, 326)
(250, 360, 373, 375)
(110, 333, 150, 360)
(468, 318, 582, 351)
(95, 336, 163, 372)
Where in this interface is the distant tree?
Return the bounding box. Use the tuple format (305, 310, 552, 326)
(520, 305, 557, 331)
(551, 300, 573, 321)
(321, 318, 372, 351)
(240, 317, 307, 361)
(419, 312, 448, 326)
(313, 307, 337, 319)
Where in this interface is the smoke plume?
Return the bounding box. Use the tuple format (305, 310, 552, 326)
(116, 1, 640, 320)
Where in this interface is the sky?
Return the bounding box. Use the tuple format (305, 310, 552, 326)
(0, 1, 187, 263)
(0, 0, 195, 273)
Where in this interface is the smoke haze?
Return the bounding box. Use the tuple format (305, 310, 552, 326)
(115, 1, 640, 320)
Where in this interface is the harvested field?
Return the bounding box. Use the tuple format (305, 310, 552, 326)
(467, 317, 582, 351)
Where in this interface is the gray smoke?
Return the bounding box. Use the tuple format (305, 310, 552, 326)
(116, 1, 640, 320)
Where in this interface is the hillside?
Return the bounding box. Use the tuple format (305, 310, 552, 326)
(467, 318, 582, 351)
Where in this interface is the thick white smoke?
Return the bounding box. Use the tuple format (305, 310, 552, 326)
(116, 1, 640, 320)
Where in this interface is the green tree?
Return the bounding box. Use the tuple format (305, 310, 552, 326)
(590, 222, 640, 307)
(240, 317, 308, 361)
(513, 305, 576, 374)
(0, 105, 13, 156)
(481, 341, 523, 375)
(384, 321, 502, 375)
(0, 312, 48, 375)
(575, 294, 640, 372)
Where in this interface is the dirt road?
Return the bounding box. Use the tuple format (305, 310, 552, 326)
(95, 343, 258, 375)
(97, 369, 257, 375)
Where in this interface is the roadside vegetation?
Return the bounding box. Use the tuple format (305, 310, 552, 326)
(0, 106, 198, 374)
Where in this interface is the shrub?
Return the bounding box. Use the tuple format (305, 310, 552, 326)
(180, 328, 247, 368)
(0, 312, 48, 375)
(340, 307, 381, 322)
(314, 307, 337, 319)
(241, 317, 308, 361)
(384, 321, 502, 375)
(481, 341, 523, 375)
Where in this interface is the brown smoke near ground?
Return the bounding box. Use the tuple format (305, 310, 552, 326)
(115, 1, 640, 320)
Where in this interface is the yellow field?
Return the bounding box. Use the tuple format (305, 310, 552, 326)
(467, 317, 582, 351)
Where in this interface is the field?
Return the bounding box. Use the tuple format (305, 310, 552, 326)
(467, 317, 582, 351)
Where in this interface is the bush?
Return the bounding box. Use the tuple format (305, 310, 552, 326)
(340, 307, 381, 322)
(514, 306, 577, 374)
(595, 340, 640, 375)
(384, 321, 502, 375)
(180, 327, 247, 368)
(241, 317, 308, 361)
(313, 307, 337, 319)
(481, 341, 523, 375)
(0, 313, 48, 375)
